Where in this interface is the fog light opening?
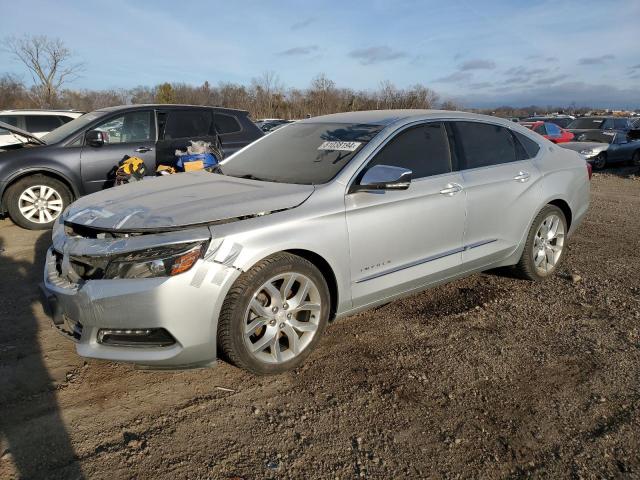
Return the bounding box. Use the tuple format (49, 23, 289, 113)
(97, 328, 176, 347)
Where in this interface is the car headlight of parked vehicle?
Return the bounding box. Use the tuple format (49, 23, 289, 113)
(579, 148, 596, 157)
(103, 242, 206, 279)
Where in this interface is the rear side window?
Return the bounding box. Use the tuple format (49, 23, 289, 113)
(452, 121, 517, 169)
(163, 110, 213, 139)
(512, 131, 540, 159)
(367, 122, 451, 179)
(58, 115, 75, 124)
(25, 115, 62, 132)
(215, 113, 242, 134)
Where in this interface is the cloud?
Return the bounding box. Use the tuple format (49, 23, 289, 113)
(278, 45, 319, 56)
(463, 81, 640, 109)
(526, 54, 558, 63)
(290, 17, 315, 30)
(470, 82, 493, 89)
(459, 59, 496, 71)
(536, 74, 569, 85)
(348, 46, 408, 65)
(505, 66, 550, 77)
(630, 64, 640, 70)
(434, 71, 472, 83)
(578, 54, 615, 65)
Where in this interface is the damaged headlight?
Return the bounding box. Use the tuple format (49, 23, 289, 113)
(103, 242, 206, 279)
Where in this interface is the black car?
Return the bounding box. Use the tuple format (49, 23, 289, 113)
(521, 116, 574, 129)
(566, 116, 635, 141)
(0, 104, 263, 229)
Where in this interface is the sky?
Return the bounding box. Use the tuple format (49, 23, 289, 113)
(1, 0, 639, 108)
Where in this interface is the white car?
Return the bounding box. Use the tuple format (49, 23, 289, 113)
(0, 109, 84, 147)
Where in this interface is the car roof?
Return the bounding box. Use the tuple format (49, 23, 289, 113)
(96, 104, 249, 115)
(0, 109, 84, 115)
(300, 109, 517, 127)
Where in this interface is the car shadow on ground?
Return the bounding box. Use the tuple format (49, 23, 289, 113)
(596, 165, 639, 179)
(0, 233, 85, 479)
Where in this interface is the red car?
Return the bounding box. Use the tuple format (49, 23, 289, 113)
(521, 121, 574, 144)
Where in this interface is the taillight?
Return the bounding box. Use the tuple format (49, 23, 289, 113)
(586, 162, 593, 180)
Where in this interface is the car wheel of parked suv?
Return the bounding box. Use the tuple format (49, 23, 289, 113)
(514, 205, 567, 281)
(217, 252, 330, 375)
(6, 175, 72, 230)
(592, 153, 607, 170)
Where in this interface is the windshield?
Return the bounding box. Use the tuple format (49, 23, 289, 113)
(220, 122, 384, 184)
(42, 111, 104, 144)
(567, 118, 604, 129)
(577, 131, 615, 144)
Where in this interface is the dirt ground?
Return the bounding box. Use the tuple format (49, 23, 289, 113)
(1, 168, 639, 479)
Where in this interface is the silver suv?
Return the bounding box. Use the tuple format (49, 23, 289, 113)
(42, 110, 591, 374)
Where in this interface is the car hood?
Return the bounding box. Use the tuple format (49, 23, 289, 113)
(560, 142, 609, 152)
(0, 120, 46, 145)
(63, 171, 315, 232)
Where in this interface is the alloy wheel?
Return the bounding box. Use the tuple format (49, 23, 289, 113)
(244, 272, 322, 364)
(532, 214, 565, 275)
(18, 185, 64, 224)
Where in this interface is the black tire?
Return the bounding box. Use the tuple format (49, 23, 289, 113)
(592, 152, 607, 170)
(513, 205, 567, 281)
(217, 252, 330, 375)
(632, 150, 640, 168)
(5, 175, 72, 230)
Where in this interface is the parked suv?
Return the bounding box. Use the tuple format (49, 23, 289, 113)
(0, 109, 84, 147)
(0, 105, 263, 229)
(41, 110, 591, 374)
(566, 116, 635, 141)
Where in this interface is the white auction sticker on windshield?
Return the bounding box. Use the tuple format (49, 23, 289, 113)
(318, 141, 361, 152)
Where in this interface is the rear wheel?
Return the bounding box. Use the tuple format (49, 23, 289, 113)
(514, 205, 567, 281)
(6, 175, 72, 230)
(592, 153, 607, 170)
(217, 252, 330, 375)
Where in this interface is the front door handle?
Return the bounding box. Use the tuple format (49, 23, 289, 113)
(135, 146, 152, 153)
(439, 183, 463, 196)
(513, 171, 530, 182)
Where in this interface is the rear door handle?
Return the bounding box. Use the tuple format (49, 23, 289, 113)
(439, 183, 463, 196)
(135, 146, 152, 153)
(513, 171, 530, 182)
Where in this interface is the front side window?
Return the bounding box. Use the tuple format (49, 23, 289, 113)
(365, 122, 451, 179)
(93, 111, 153, 144)
(614, 118, 629, 130)
(163, 110, 213, 139)
(452, 121, 517, 169)
(220, 122, 383, 185)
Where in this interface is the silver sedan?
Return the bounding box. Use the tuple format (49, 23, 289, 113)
(42, 110, 591, 374)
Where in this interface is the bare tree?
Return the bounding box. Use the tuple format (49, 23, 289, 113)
(4, 35, 84, 108)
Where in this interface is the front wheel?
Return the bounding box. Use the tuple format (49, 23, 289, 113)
(514, 205, 567, 281)
(632, 150, 640, 167)
(5, 175, 72, 230)
(592, 153, 607, 170)
(217, 253, 330, 375)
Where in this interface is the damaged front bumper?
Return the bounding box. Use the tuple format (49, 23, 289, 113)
(41, 225, 243, 368)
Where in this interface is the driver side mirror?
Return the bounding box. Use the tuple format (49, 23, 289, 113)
(86, 130, 105, 147)
(350, 164, 412, 193)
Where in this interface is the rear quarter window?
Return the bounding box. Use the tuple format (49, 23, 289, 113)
(215, 113, 242, 134)
(512, 131, 541, 160)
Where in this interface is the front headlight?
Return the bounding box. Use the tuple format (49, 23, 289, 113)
(103, 242, 206, 279)
(579, 149, 595, 156)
